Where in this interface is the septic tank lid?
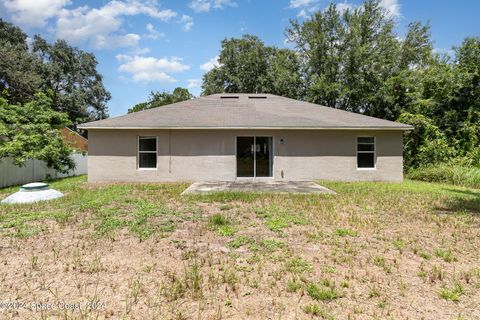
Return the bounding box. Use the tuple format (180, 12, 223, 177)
(20, 182, 49, 191)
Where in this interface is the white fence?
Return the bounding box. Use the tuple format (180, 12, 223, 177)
(0, 153, 87, 188)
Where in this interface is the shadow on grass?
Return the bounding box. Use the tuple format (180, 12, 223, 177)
(435, 188, 480, 215)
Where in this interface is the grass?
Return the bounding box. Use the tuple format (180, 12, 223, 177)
(306, 282, 340, 301)
(0, 175, 479, 319)
(303, 304, 335, 319)
(439, 283, 465, 302)
(407, 165, 480, 189)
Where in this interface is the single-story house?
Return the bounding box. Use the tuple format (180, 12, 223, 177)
(78, 94, 412, 183)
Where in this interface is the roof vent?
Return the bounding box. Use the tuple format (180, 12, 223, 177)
(248, 96, 267, 99)
(220, 96, 239, 99)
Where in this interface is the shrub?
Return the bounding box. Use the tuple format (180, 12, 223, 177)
(407, 165, 480, 189)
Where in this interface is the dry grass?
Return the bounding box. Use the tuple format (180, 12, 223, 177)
(0, 176, 479, 319)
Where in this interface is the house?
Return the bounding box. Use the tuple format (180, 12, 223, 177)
(78, 94, 412, 183)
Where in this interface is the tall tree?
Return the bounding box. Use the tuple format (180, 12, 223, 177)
(0, 18, 111, 124)
(128, 87, 193, 113)
(32, 36, 111, 123)
(286, 0, 432, 119)
(201, 35, 303, 98)
(0, 19, 42, 104)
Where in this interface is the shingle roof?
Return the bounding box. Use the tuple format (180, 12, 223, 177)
(78, 93, 412, 130)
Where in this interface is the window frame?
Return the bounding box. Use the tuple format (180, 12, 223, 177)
(356, 136, 376, 170)
(137, 136, 158, 170)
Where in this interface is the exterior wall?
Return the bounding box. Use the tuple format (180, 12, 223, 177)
(87, 129, 404, 183)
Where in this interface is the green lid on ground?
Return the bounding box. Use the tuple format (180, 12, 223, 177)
(21, 182, 49, 191)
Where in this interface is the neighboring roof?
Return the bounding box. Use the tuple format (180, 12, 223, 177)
(78, 94, 413, 130)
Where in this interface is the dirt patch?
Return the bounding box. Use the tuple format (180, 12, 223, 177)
(0, 177, 479, 319)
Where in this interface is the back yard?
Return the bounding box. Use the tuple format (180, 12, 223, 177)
(0, 176, 479, 319)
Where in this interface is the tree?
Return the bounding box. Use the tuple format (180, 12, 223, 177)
(201, 34, 303, 98)
(0, 93, 75, 173)
(0, 18, 111, 124)
(0, 19, 42, 104)
(128, 87, 193, 113)
(32, 36, 111, 123)
(286, 0, 432, 119)
(398, 113, 453, 169)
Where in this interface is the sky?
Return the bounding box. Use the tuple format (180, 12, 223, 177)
(1, 0, 480, 117)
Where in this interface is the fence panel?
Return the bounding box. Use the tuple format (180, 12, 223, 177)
(0, 153, 87, 188)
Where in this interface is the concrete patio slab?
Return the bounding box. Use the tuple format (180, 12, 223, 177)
(181, 180, 336, 195)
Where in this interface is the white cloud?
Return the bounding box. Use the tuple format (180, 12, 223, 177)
(180, 15, 194, 31)
(145, 23, 165, 39)
(379, 0, 400, 17)
(187, 79, 202, 88)
(93, 33, 141, 49)
(200, 56, 220, 72)
(43, 0, 177, 49)
(3, 0, 201, 48)
(130, 47, 151, 55)
(3, 0, 71, 27)
(336, 1, 353, 13)
(297, 9, 308, 18)
(117, 55, 190, 83)
(189, 0, 236, 13)
(289, 0, 316, 9)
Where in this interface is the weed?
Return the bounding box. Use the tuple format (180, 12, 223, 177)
(418, 251, 431, 260)
(286, 278, 302, 293)
(439, 283, 464, 302)
(306, 283, 339, 301)
(285, 257, 312, 273)
(261, 238, 286, 252)
(368, 287, 381, 298)
(228, 236, 254, 249)
(435, 249, 455, 263)
(334, 228, 358, 237)
(303, 304, 335, 319)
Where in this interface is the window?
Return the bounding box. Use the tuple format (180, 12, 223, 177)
(357, 137, 375, 169)
(138, 136, 157, 169)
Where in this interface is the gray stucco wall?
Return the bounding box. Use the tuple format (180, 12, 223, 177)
(87, 129, 404, 182)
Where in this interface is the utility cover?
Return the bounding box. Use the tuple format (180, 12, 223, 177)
(1, 182, 64, 204)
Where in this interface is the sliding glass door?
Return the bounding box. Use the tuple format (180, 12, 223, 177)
(236, 136, 273, 178)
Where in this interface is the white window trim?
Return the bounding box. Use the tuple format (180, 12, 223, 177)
(356, 136, 376, 170)
(137, 136, 158, 170)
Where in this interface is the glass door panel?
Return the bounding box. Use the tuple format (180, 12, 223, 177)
(255, 137, 273, 177)
(236, 137, 254, 177)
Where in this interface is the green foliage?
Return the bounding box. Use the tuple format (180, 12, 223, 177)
(303, 304, 335, 319)
(398, 112, 453, 169)
(201, 34, 303, 98)
(407, 165, 480, 189)
(439, 283, 464, 302)
(128, 87, 193, 113)
(286, 0, 432, 118)
(285, 257, 312, 273)
(0, 18, 110, 123)
(0, 93, 75, 173)
(0, 20, 42, 104)
(306, 283, 339, 301)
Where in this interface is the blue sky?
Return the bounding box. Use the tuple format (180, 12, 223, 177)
(1, 0, 479, 116)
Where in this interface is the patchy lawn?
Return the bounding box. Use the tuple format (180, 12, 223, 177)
(0, 176, 479, 319)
